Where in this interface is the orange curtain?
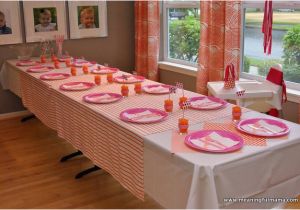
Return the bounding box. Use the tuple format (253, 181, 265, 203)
(196, 1, 241, 95)
(135, 1, 160, 81)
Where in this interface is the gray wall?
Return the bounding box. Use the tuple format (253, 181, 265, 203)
(0, 1, 134, 114)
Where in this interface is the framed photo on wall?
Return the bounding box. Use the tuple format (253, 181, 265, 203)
(0, 1, 23, 45)
(68, 1, 108, 39)
(23, 1, 67, 43)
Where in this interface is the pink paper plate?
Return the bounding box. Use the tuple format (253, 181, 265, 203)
(16, 60, 37, 66)
(114, 75, 145, 84)
(91, 66, 119, 74)
(237, 118, 290, 137)
(27, 65, 54, 73)
(40, 73, 70, 80)
(83, 92, 122, 104)
(185, 130, 244, 153)
(143, 84, 172, 94)
(120, 108, 168, 124)
(72, 59, 94, 67)
(189, 96, 228, 110)
(58, 56, 72, 62)
(60, 82, 95, 91)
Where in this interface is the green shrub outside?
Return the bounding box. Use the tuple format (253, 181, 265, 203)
(283, 24, 300, 65)
(169, 15, 200, 63)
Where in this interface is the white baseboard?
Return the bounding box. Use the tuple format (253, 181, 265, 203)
(0, 110, 31, 121)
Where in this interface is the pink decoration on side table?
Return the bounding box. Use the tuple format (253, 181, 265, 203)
(224, 63, 236, 89)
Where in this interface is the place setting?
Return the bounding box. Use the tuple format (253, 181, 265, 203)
(16, 60, 39, 67)
(120, 108, 168, 124)
(91, 65, 119, 74)
(59, 82, 95, 91)
(26, 65, 54, 73)
(184, 130, 244, 153)
(72, 58, 95, 67)
(114, 74, 145, 84)
(189, 96, 228, 110)
(83, 92, 122, 104)
(173, 96, 243, 153)
(40, 73, 71, 80)
(58, 55, 72, 62)
(143, 84, 172, 94)
(236, 118, 290, 137)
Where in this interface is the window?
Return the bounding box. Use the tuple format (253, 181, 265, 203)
(242, 1, 300, 89)
(163, 1, 200, 66)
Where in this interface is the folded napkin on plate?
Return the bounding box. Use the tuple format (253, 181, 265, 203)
(87, 94, 115, 102)
(31, 67, 49, 72)
(122, 76, 137, 82)
(123, 110, 161, 122)
(17, 61, 35, 66)
(95, 68, 112, 73)
(37, 67, 49, 71)
(44, 74, 65, 79)
(190, 132, 238, 151)
(63, 83, 87, 90)
(144, 86, 168, 93)
(241, 120, 285, 135)
(191, 98, 222, 109)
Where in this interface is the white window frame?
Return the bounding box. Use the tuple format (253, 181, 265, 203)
(241, 1, 300, 91)
(162, 1, 200, 67)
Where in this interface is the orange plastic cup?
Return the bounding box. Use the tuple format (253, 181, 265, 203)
(94, 75, 101, 85)
(54, 61, 60, 69)
(71, 67, 77, 76)
(40, 55, 46, 63)
(178, 118, 189, 134)
(65, 59, 71, 67)
(82, 65, 89, 74)
(134, 83, 142, 94)
(164, 99, 173, 112)
(121, 85, 129, 97)
(232, 106, 242, 121)
(179, 96, 188, 109)
(51, 55, 57, 62)
(107, 73, 113, 83)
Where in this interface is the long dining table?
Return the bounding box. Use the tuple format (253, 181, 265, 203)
(1, 58, 300, 209)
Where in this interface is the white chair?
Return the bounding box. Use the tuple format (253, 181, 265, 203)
(244, 64, 287, 116)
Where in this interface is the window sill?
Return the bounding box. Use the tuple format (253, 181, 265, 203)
(158, 61, 197, 77)
(158, 61, 300, 103)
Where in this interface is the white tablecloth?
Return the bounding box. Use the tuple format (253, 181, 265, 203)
(1, 59, 300, 208)
(144, 110, 300, 209)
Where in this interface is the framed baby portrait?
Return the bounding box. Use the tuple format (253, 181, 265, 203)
(0, 1, 23, 45)
(68, 1, 108, 39)
(23, 1, 67, 43)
